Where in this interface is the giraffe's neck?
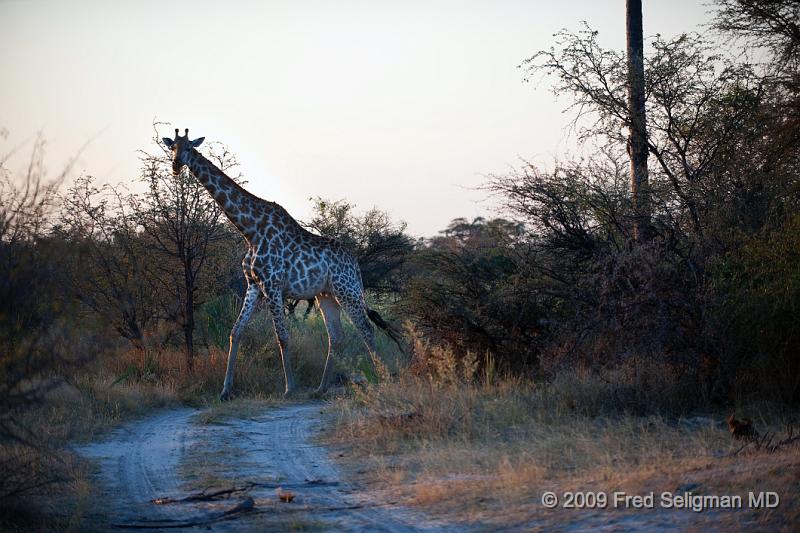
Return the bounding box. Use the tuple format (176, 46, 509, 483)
(184, 149, 265, 242)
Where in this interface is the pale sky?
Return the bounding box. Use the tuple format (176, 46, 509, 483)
(1, 0, 711, 236)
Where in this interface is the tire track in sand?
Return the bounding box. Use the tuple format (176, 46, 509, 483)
(76, 403, 455, 531)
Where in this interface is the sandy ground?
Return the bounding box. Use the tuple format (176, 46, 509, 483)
(75, 402, 454, 531)
(73, 403, 797, 531)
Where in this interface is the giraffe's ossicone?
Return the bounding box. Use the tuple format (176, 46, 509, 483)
(162, 128, 395, 399)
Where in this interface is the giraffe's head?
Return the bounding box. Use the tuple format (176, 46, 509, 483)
(162, 128, 205, 176)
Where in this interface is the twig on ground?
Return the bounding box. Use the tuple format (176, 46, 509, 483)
(727, 421, 800, 457)
(151, 483, 256, 504)
(113, 496, 255, 529)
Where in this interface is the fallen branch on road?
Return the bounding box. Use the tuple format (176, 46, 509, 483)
(113, 496, 255, 529)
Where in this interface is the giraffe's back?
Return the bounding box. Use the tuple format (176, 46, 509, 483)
(249, 218, 363, 302)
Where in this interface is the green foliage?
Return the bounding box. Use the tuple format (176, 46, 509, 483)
(394, 16, 799, 406)
(713, 0, 800, 74)
(0, 134, 86, 506)
(399, 217, 544, 372)
(712, 214, 800, 402)
(305, 197, 414, 295)
(487, 18, 800, 404)
(200, 292, 242, 351)
(59, 175, 158, 350)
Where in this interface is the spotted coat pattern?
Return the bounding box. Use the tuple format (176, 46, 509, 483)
(163, 129, 379, 398)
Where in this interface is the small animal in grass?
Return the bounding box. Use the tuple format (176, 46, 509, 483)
(727, 414, 758, 440)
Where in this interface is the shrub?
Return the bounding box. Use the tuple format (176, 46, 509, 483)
(711, 214, 800, 403)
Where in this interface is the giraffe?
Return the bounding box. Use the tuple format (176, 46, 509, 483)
(162, 128, 394, 400)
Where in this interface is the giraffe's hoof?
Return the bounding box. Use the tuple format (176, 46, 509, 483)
(220, 390, 233, 402)
(310, 387, 327, 399)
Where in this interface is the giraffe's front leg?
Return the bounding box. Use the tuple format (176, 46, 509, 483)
(221, 283, 260, 402)
(266, 290, 296, 396)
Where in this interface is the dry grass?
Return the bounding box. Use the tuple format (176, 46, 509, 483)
(325, 339, 799, 529)
(11, 323, 340, 450)
(0, 311, 401, 529)
(330, 373, 733, 481)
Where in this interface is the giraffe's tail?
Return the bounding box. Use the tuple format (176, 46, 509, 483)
(367, 308, 405, 353)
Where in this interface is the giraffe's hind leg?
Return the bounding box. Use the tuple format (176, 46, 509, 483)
(314, 294, 344, 395)
(336, 292, 384, 377)
(221, 282, 260, 401)
(264, 288, 296, 396)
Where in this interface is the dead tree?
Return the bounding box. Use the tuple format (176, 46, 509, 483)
(626, 0, 651, 240)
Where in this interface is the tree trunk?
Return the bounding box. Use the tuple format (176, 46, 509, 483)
(118, 322, 146, 369)
(132, 337, 146, 371)
(626, 0, 651, 240)
(184, 271, 195, 373)
(184, 322, 194, 372)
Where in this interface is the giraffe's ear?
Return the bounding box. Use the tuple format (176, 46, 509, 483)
(162, 137, 175, 148)
(190, 137, 205, 148)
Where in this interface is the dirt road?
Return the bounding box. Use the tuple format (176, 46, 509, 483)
(76, 403, 451, 531)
